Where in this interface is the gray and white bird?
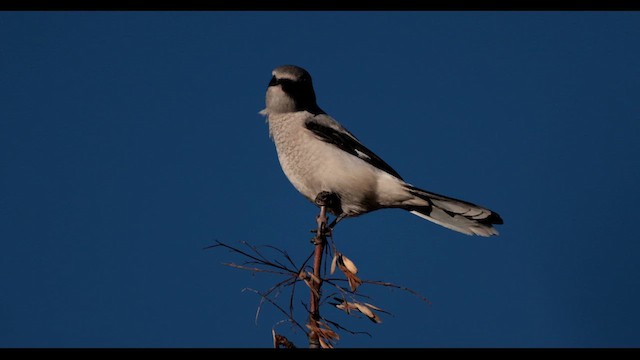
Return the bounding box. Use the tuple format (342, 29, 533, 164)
(260, 65, 503, 236)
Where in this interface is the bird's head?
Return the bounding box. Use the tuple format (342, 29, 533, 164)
(261, 65, 324, 116)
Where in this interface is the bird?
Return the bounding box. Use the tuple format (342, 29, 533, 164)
(260, 65, 503, 236)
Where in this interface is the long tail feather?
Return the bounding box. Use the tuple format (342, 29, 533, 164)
(404, 185, 503, 237)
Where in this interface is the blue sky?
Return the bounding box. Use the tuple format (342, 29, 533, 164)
(1, 11, 639, 348)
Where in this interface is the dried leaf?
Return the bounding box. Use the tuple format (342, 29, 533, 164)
(363, 302, 385, 312)
(334, 299, 383, 324)
(344, 269, 362, 292)
(303, 279, 320, 298)
(336, 254, 362, 291)
(318, 337, 332, 349)
(354, 303, 375, 318)
(307, 271, 321, 284)
(317, 323, 340, 340)
(339, 254, 358, 274)
(273, 331, 296, 349)
(330, 254, 338, 275)
(307, 321, 339, 348)
(332, 298, 355, 315)
(334, 302, 348, 311)
(368, 312, 382, 324)
(353, 303, 382, 324)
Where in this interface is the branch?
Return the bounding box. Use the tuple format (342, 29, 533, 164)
(361, 280, 432, 305)
(205, 240, 295, 274)
(242, 288, 308, 336)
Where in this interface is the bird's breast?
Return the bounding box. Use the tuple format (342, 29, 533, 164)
(267, 112, 380, 215)
(268, 112, 322, 200)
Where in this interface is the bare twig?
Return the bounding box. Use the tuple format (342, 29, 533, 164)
(264, 245, 299, 269)
(243, 288, 308, 335)
(361, 280, 432, 305)
(222, 262, 292, 276)
(254, 277, 297, 325)
(205, 241, 293, 274)
(324, 318, 373, 338)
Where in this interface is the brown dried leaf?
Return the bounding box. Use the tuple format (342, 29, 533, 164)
(336, 254, 362, 291)
(363, 302, 385, 312)
(330, 253, 338, 275)
(353, 302, 375, 318)
(369, 312, 382, 324)
(307, 321, 339, 348)
(335, 299, 383, 324)
(317, 323, 340, 340)
(318, 337, 332, 349)
(334, 302, 347, 311)
(353, 303, 382, 324)
(339, 254, 358, 274)
(303, 279, 320, 298)
(307, 271, 321, 284)
(344, 269, 362, 292)
(272, 330, 296, 349)
(319, 329, 339, 342)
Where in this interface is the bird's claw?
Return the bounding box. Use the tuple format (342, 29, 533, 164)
(309, 225, 332, 241)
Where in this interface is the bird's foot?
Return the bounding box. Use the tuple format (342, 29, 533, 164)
(309, 224, 332, 240)
(310, 214, 332, 243)
(314, 191, 342, 215)
(309, 214, 346, 241)
(314, 191, 339, 207)
(309, 191, 341, 240)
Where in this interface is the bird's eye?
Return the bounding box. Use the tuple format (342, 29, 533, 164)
(268, 76, 279, 87)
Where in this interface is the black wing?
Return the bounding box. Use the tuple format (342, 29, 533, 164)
(305, 117, 403, 180)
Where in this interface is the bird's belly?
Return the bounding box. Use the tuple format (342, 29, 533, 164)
(277, 136, 379, 215)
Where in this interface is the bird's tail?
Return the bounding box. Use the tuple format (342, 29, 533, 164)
(404, 185, 503, 237)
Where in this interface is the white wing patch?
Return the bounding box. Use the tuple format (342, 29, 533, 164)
(354, 149, 371, 160)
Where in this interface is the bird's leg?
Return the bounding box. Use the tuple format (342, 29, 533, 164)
(327, 213, 346, 231)
(313, 205, 328, 245)
(311, 191, 341, 240)
(312, 191, 333, 243)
